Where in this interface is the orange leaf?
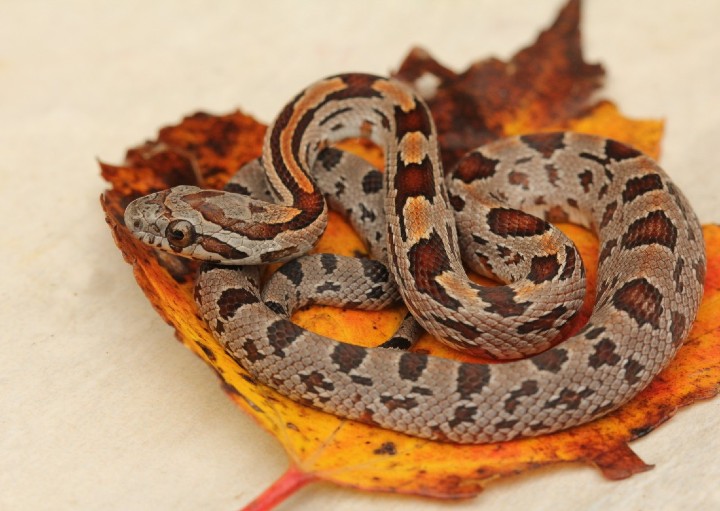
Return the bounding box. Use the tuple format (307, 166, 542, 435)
(393, 0, 663, 170)
(101, 0, 718, 508)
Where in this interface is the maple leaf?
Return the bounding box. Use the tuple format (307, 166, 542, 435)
(101, 0, 718, 509)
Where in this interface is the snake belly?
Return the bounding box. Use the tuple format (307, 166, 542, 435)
(125, 73, 706, 443)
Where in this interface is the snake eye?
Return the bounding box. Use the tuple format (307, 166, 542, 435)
(165, 219, 196, 250)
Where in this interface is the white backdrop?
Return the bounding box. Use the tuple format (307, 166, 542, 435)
(2, 1, 719, 509)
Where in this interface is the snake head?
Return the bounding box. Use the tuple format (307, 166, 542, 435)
(124, 185, 313, 264)
(124, 185, 212, 258)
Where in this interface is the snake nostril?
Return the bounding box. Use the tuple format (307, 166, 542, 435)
(133, 219, 142, 230)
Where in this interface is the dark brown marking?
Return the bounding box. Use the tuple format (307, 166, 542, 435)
(266, 319, 304, 356)
(596, 274, 620, 307)
(277, 261, 304, 286)
(674, 258, 685, 293)
(599, 238, 617, 262)
(504, 380, 539, 413)
(452, 151, 499, 183)
(670, 311, 687, 348)
(598, 183, 609, 200)
(331, 343, 367, 373)
(544, 387, 595, 410)
(531, 348, 569, 373)
(380, 395, 419, 411)
(410, 386, 433, 396)
(604, 167, 614, 182)
(579, 151, 608, 167)
(318, 106, 352, 126)
(520, 132, 566, 159)
(366, 285, 385, 300)
(218, 288, 258, 320)
(473, 253, 493, 275)
(527, 254, 561, 283)
(372, 107, 391, 130)
(222, 182, 250, 196)
(363, 260, 390, 284)
(567, 198, 578, 208)
(600, 201, 617, 229)
(528, 422, 551, 433)
(487, 208, 549, 237)
(317, 147, 343, 170)
(560, 244, 577, 280)
(508, 250, 527, 266)
(694, 260, 706, 285)
(394, 103, 433, 135)
(605, 139, 642, 161)
(362, 170, 384, 194)
(624, 358, 645, 385)
(242, 338, 266, 363)
(448, 405, 478, 428)
(545, 205, 570, 223)
(265, 301, 286, 315)
(472, 235, 489, 246)
(448, 192, 465, 212)
(478, 286, 530, 317)
(358, 203, 377, 223)
(517, 305, 568, 334)
(361, 118, 375, 138)
(350, 375, 373, 386)
(432, 315, 483, 345)
(456, 364, 491, 399)
(201, 237, 249, 260)
(379, 337, 413, 350)
(508, 171, 530, 189)
(316, 281, 341, 294)
(260, 245, 300, 263)
(578, 169, 593, 193)
(407, 231, 460, 309)
(612, 278, 663, 329)
(300, 371, 335, 395)
(494, 419, 520, 430)
(584, 326, 606, 339)
(320, 253, 337, 274)
(621, 211, 678, 251)
(545, 163, 560, 185)
(588, 338, 621, 369)
(622, 174, 664, 203)
(398, 352, 427, 381)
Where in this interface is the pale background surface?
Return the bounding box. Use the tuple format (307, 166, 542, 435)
(2, 1, 719, 510)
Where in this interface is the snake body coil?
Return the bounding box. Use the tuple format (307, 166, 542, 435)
(125, 74, 705, 443)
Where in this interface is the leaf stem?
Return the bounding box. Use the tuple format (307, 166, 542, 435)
(241, 464, 315, 511)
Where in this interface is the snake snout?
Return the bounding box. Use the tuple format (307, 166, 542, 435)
(124, 194, 167, 245)
(123, 200, 144, 232)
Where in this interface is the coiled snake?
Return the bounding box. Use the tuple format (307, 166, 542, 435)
(125, 74, 705, 443)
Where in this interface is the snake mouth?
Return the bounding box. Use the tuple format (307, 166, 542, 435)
(136, 231, 161, 247)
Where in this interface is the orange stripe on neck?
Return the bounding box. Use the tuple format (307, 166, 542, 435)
(279, 77, 348, 194)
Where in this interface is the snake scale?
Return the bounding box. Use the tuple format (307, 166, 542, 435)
(125, 73, 705, 443)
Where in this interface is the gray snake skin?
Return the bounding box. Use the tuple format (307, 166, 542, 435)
(125, 74, 705, 443)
